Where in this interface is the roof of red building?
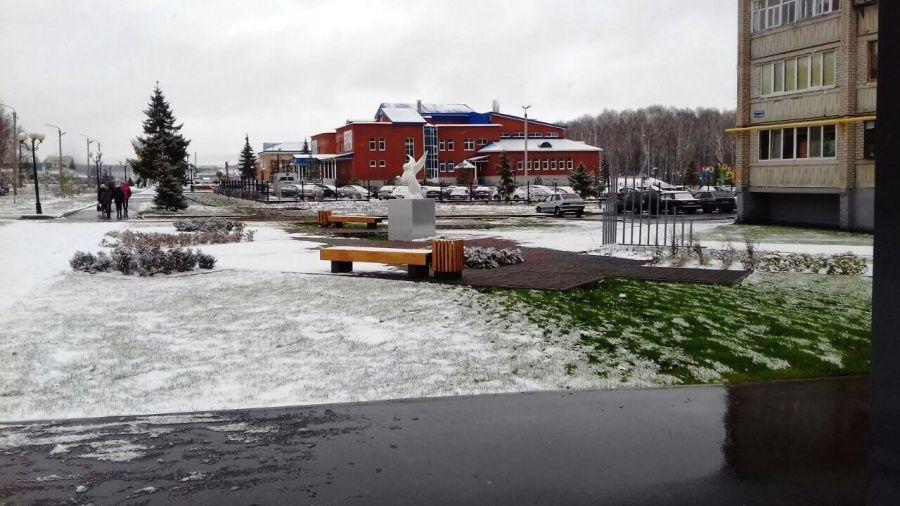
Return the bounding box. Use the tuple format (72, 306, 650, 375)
(478, 139, 603, 153)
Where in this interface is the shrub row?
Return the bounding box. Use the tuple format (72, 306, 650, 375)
(646, 243, 868, 275)
(173, 218, 244, 233)
(101, 228, 254, 249)
(71, 246, 216, 276)
(463, 246, 524, 269)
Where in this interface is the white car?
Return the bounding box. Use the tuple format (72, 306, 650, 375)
(512, 185, 552, 202)
(552, 185, 577, 195)
(447, 187, 470, 201)
(536, 193, 586, 217)
(391, 186, 412, 199)
(378, 185, 396, 199)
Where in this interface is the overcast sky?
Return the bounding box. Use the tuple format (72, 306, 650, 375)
(2, 0, 737, 166)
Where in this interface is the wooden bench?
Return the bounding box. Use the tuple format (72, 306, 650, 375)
(320, 246, 432, 278)
(317, 210, 384, 229)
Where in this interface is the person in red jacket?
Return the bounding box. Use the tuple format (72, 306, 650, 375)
(119, 181, 132, 217)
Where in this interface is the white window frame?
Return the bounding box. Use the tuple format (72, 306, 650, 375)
(500, 132, 511, 139)
(378, 138, 386, 151)
(369, 160, 376, 167)
(439, 140, 446, 151)
(543, 160, 549, 170)
(447, 162, 455, 172)
(447, 140, 455, 151)
(404, 137, 415, 158)
(379, 160, 386, 167)
(368, 137, 376, 151)
(478, 138, 488, 146)
(760, 50, 835, 97)
(464, 139, 475, 151)
(758, 125, 837, 161)
(546, 132, 559, 138)
(567, 160, 574, 169)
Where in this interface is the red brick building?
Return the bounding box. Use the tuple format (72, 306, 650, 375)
(284, 102, 602, 185)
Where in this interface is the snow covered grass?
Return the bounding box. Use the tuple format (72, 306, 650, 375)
(494, 273, 871, 384)
(696, 222, 873, 246)
(0, 185, 96, 217)
(0, 271, 606, 421)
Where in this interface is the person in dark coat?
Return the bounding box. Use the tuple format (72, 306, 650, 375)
(119, 182, 132, 217)
(98, 184, 113, 220)
(112, 185, 124, 219)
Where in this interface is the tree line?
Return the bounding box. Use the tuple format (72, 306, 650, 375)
(563, 106, 736, 185)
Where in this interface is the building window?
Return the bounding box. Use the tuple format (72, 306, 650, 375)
(761, 50, 835, 97)
(868, 40, 878, 82)
(478, 138, 488, 146)
(753, 0, 839, 34)
(439, 140, 446, 151)
(568, 160, 574, 169)
(447, 140, 455, 151)
(528, 132, 542, 138)
(500, 132, 511, 138)
(864, 121, 876, 160)
(378, 138, 386, 151)
(379, 160, 386, 167)
(369, 138, 376, 151)
(464, 139, 475, 151)
(512, 132, 525, 139)
(343, 131, 353, 153)
(543, 160, 549, 170)
(405, 137, 415, 158)
(439, 163, 446, 173)
(546, 132, 559, 138)
(369, 160, 376, 167)
(516, 161, 523, 170)
(551, 160, 557, 170)
(759, 125, 837, 161)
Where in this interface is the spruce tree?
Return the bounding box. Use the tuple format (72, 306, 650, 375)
(495, 152, 515, 201)
(132, 83, 190, 209)
(151, 150, 187, 210)
(238, 134, 257, 179)
(569, 162, 593, 198)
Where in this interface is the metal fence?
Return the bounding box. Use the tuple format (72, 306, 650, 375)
(597, 171, 694, 248)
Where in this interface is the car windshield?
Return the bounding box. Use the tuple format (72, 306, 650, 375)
(561, 194, 580, 200)
(673, 192, 694, 200)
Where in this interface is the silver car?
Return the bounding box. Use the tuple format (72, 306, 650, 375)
(536, 193, 586, 217)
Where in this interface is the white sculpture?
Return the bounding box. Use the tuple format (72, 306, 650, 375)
(400, 153, 427, 199)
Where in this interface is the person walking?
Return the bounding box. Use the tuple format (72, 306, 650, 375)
(119, 181, 132, 217)
(98, 184, 113, 220)
(112, 184, 124, 220)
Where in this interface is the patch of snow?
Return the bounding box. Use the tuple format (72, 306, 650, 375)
(77, 439, 149, 462)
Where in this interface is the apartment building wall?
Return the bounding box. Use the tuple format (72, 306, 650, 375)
(735, 0, 877, 231)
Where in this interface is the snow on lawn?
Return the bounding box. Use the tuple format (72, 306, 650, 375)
(0, 270, 647, 421)
(0, 186, 97, 217)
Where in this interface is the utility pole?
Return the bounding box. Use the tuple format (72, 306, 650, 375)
(0, 102, 18, 201)
(46, 124, 65, 196)
(81, 134, 94, 189)
(522, 105, 531, 198)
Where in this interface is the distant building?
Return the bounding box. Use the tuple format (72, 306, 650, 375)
(42, 155, 77, 171)
(268, 101, 603, 186)
(731, 0, 878, 231)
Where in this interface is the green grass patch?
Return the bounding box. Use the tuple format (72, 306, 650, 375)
(697, 223, 873, 246)
(489, 273, 871, 385)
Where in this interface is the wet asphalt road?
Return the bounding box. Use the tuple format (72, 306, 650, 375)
(60, 191, 156, 222)
(0, 377, 868, 505)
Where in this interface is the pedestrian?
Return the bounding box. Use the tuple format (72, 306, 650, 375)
(112, 184, 124, 220)
(98, 184, 113, 220)
(119, 181, 132, 217)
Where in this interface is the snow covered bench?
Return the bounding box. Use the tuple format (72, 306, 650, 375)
(320, 246, 432, 278)
(317, 210, 384, 229)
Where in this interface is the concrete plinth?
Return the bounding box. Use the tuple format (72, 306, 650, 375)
(388, 198, 435, 241)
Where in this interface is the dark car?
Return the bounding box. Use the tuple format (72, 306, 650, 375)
(693, 190, 736, 213)
(615, 188, 647, 214)
(648, 190, 703, 214)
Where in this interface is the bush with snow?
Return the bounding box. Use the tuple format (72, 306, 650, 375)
(102, 228, 253, 249)
(71, 247, 215, 276)
(173, 218, 244, 234)
(463, 246, 524, 269)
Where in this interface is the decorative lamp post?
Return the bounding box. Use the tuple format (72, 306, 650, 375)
(522, 104, 531, 200)
(18, 132, 45, 214)
(90, 150, 103, 195)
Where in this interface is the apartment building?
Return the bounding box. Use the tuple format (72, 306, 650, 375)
(731, 0, 878, 231)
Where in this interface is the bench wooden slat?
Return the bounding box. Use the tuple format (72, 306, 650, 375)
(320, 246, 431, 266)
(329, 215, 383, 224)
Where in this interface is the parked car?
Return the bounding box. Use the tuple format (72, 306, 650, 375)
(552, 185, 577, 195)
(648, 190, 703, 214)
(338, 184, 371, 199)
(378, 185, 396, 199)
(0, 184, 9, 196)
(472, 186, 494, 200)
(421, 186, 442, 199)
(512, 185, 552, 202)
(391, 186, 412, 199)
(447, 187, 470, 201)
(615, 187, 646, 213)
(536, 193, 586, 217)
(317, 184, 337, 198)
(693, 189, 736, 213)
(279, 184, 310, 198)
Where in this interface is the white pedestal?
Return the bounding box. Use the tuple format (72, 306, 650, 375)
(388, 198, 436, 241)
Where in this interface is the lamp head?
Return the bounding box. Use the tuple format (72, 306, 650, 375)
(30, 132, 45, 142)
(17, 132, 28, 142)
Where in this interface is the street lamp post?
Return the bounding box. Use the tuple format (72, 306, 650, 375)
(522, 104, 531, 200)
(90, 150, 103, 197)
(46, 124, 66, 197)
(81, 134, 94, 189)
(0, 102, 19, 201)
(18, 132, 45, 214)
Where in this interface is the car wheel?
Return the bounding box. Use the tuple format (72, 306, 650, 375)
(686, 208, 697, 214)
(554, 207, 562, 217)
(575, 211, 583, 217)
(535, 206, 541, 213)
